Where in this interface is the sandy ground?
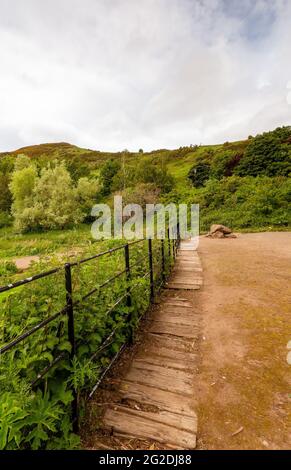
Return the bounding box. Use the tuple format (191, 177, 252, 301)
(196, 232, 291, 450)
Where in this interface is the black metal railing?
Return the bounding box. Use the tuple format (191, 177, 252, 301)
(0, 224, 180, 433)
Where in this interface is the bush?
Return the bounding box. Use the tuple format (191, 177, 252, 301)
(164, 176, 291, 231)
(100, 159, 121, 196)
(0, 211, 12, 228)
(235, 128, 291, 177)
(188, 162, 211, 187)
(135, 160, 175, 193)
(118, 183, 161, 210)
(9, 160, 97, 232)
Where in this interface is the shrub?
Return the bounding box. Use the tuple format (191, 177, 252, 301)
(188, 162, 211, 187)
(235, 129, 291, 177)
(100, 159, 121, 196)
(0, 211, 12, 228)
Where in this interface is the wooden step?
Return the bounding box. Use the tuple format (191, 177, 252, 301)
(119, 381, 196, 417)
(104, 406, 197, 449)
(125, 362, 194, 396)
(138, 344, 197, 363)
(148, 320, 199, 338)
(167, 283, 201, 290)
(146, 332, 197, 353)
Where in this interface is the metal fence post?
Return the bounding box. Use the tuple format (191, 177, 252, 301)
(171, 228, 175, 259)
(148, 239, 154, 302)
(161, 238, 165, 283)
(65, 263, 78, 433)
(124, 244, 133, 344)
(167, 226, 171, 258)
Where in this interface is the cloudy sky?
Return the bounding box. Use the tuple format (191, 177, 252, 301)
(0, 0, 291, 152)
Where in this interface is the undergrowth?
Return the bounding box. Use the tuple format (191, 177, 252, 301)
(0, 238, 173, 449)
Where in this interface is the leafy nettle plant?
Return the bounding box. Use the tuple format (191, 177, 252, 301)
(0, 237, 173, 449)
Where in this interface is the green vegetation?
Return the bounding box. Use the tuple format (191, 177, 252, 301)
(0, 238, 172, 449)
(1, 126, 289, 234)
(9, 156, 99, 232)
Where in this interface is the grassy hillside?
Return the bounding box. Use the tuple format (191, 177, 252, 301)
(0, 126, 290, 234)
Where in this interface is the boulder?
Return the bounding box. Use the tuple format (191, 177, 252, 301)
(206, 224, 237, 239)
(210, 224, 232, 235)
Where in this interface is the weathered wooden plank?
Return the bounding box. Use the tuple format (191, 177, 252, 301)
(119, 381, 196, 417)
(169, 278, 203, 285)
(104, 407, 196, 449)
(148, 320, 199, 338)
(125, 363, 194, 396)
(107, 405, 197, 433)
(146, 332, 196, 352)
(138, 345, 197, 363)
(134, 355, 192, 371)
(167, 283, 201, 290)
(151, 313, 197, 326)
(162, 298, 193, 307)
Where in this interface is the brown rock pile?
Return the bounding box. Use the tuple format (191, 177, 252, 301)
(206, 224, 237, 239)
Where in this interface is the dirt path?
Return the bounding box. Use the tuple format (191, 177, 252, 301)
(197, 232, 291, 450)
(13, 249, 83, 271)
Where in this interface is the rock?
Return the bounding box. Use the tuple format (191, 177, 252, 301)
(206, 224, 236, 239)
(210, 224, 232, 235)
(225, 233, 237, 239)
(212, 230, 225, 238)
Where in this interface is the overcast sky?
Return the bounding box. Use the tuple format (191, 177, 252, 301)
(0, 0, 291, 152)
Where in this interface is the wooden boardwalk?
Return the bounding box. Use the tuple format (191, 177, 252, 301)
(103, 239, 202, 449)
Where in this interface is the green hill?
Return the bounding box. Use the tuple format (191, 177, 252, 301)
(0, 126, 290, 232)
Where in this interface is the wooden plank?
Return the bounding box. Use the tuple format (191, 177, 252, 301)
(158, 303, 194, 311)
(148, 320, 199, 338)
(138, 345, 197, 363)
(119, 381, 196, 417)
(151, 313, 197, 326)
(178, 278, 203, 283)
(146, 333, 196, 352)
(134, 355, 193, 371)
(104, 407, 196, 449)
(173, 267, 202, 272)
(169, 278, 203, 285)
(107, 405, 197, 433)
(163, 300, 193, 308)
(167, 283, 201, 290)
(125, 363, 194, 396)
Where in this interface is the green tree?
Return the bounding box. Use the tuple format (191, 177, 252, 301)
(188, 162, 211, 187)
(235, 131, 291, 177)
(14, 154, 32, 171)
(0, 173, 12, 213)
(9, 161, 37, 217)
(76, 177, 99, 219)
(135, 160, 174, 193)
(100, 159, 121, 195)
(10, 160, 83, 231)
(66, 156, 91, 182)
(29, 162, 82, 230)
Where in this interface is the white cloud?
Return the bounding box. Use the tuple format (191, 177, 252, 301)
(0, 0, 291, 152)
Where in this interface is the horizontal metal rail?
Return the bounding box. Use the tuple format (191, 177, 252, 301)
(31, 352, 67, 387)
(0, 306, 67, 354)
(0, 267, 62, 294)
(79, 268, 127, 302)
(0, 239, 145, 294)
